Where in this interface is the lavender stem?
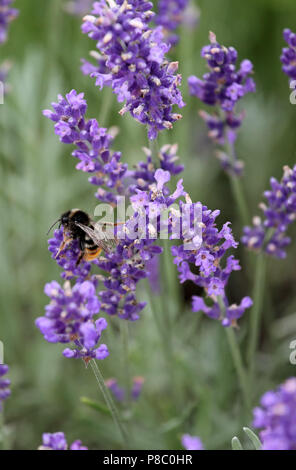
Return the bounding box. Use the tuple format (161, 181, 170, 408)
(218, 297, 251, 410)
(247, 252, 266, 384)
(89, 359, 129, 448)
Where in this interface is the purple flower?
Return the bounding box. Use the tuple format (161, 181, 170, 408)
(43, 90, 128, 204)
(281, 29, 296, 81)
(105, 376, 144, 402)
(81, 1, 185, 140)
(253, 378, 296, 450)
(48, 228, 92, 281)
(188, 32, 255, 175)
(131, 376, 144, 400)
(39, 432, 88, 450)
(181, 434, 204, 450)
(0, 364, 11, 411)
(172, 203, 252, 326)
(36, 279, 109, 361)
(105, 378, 125, 402)
(155, 0, 190, 46)
(242, 165, 296, 259)
(0, 0, 18, 44)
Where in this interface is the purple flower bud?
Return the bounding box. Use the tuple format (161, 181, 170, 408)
(182, 434, 204, 450)
(39, 432, 88, 450)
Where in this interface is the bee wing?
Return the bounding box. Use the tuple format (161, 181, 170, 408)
(75, 222, 117, 253)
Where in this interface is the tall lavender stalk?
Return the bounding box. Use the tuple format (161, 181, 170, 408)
(242, 164, 296, 382)
(81, 0, 185, 140)
(188, 32, 256, 226)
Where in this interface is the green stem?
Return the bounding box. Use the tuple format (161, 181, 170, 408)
(148, 138, 159, 162)
(225, 328, 251, 411)
(247, 253, 266, 384)
(147, 283, 176, 397)
(90, 359, 129, 448)
(229, 175, 250, 227)
(120, 321, 131, 404)
(224, 136, 250, 227)
(218, 297, 250, 410)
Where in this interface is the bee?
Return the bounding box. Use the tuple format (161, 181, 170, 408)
(47, 209, 117, 266)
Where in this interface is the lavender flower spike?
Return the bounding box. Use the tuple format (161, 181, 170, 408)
(39, 432, 88, 450)
(0, 0, 18, 44)
(281, 29, 296, 81)
(253, 377, 296, 450)
(0, 364, 11, 410)
(36, 279, 109, 362)
(188, 32, 255, 175)
(182, 434, 204, 450)
(242, 165, 296, 259)
(81, 0, 185, 140)
(172, 200, 253, 326)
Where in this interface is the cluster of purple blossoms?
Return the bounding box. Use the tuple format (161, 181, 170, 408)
(172, 202, 252, 326)
(281, 28, 296, 81)
(81, 0, 185, 140)
(242, 165, 296, 259)
(253, 377, 296, 450)
(36, 280, 109, 362)
(181, 434, 204, 450)
(43, 90, 127, 205)
(188, 32, 255, 175)
(0, 364, 11, 410)
(39, 432, 88, 450)
(155, 0, 189, 46)
(106, 376, 144, 401)
(43, 90, 187, 323)
(129, 143, 184, 192)
(0, 0, 18, 44)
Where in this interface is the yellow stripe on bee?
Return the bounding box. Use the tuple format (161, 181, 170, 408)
(84, 247, 103, 261)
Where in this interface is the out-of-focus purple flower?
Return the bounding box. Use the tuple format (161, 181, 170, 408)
(105, 378, 125, 402)
(39, 432, 88, 450)
(253, 377, 296, 450)
(105, 376, 144, 402)
(172, 200, 252, 326)
(0, 0, 18, 44)
(155, 0, 197, 46)
(64, 0, 93, 16)
(131, 376, 144, 400)
(36, 279, 109, 361)
(281, 28, 296, 81)
(188, 32, 255, 175)
(81, 0, 185, 140)
(0, 364, 11, 410)
(242, 165, 296, 259)
(182, 434, 204, 450)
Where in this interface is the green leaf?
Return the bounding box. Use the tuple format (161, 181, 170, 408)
(243, 427, 262, 450)
(80, 396, 111, 416)
(231, 437, 243, 450)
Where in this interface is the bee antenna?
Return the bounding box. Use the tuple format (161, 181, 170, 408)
(46, 217, 61, 236)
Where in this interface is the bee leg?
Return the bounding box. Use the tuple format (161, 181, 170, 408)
(55, 235, 71, 259)
(76, 239, 85, 266)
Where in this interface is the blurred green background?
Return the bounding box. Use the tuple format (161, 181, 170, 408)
(1, 0, 296, 450)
